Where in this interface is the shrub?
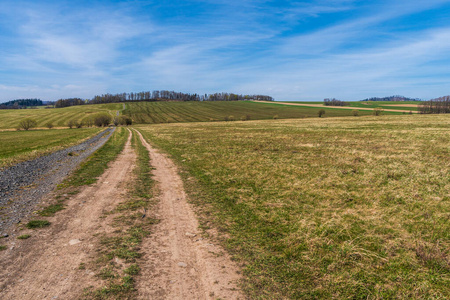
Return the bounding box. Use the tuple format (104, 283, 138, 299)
(352, 110, 359, 116)
(94, 114, 112, 127)
(118, 116, 133, 126)
(45, 122, 54, 129)
(67, 120, 76, 129)
(273, 115, 279, 120)
(373, 108, 383, 116)
(228, 115, 235, 121)
(18, 118, 37, 130)
(113, 117, 120, 126)
(318, 109, 326, 118)
(324, 98, 349, 106)
(83, 117, 95, 127)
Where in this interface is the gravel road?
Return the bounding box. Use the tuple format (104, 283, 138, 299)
(0, 128, 115, 236)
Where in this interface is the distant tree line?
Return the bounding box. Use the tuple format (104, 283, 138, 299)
(52, 91, 273, 108)
(323, 98, 349, 106)
(0, 99, 43, 109)
(55, 98, 86, 108)
(90, 90, 274, 104)
(418, 96, 450, 114)
(360, 95, 421, 102)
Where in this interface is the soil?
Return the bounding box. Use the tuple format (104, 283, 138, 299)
(0, 129, 243, 299)
(0, 131, 135, 299)
(0, 128, 114, 235)
(134, 129, 243, 299)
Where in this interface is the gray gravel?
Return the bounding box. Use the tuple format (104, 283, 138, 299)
(0, 128, 115, 235)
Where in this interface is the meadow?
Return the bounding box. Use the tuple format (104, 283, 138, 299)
(292, 100, 420, 111)
(123, 100, 380, 124)
(0, 101, 399, 131)
(0, 128, 102, 169)
(0, 103, 121, 130)
(136, 114, 450, 298)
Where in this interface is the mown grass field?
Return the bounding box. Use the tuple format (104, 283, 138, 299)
(0, 103, 121, 130)
(291, 100, 420, 111)
(136, 114, 450, 298)
(0, 101, 399, 131)
(123, 101, 380, 124)
(0, 128, 103, 169)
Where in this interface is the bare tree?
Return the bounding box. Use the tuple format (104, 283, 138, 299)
(18, 118, 37, 130)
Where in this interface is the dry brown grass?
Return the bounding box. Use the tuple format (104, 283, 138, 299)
(136, 114, 450, 299)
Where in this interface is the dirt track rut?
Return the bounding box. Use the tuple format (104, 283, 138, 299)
(0, 130, 135, 299)
(134, 129, 243, 300)
(0, 129, 243, 299)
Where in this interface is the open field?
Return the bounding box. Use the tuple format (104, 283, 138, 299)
(289, 100, 420, 111)
(0, 103, 122, 130)
(123, 100, 383, 124)
(0, 128, 103, 169)
(136, 114, 450, 298)
(0, 101, 400, 131)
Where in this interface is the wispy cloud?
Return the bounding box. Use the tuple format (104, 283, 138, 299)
(1, 0, 450, 101)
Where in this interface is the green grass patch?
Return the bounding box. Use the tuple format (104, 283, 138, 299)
(26, 220, 51, 229)
(0, 245, 7, 251)
(0, 128, 102, 169)
(17, 234, 31, 239)
(38, 202, 65, 216)
(62, 128, 128, 187)
(123, 100, 379, 125)
(136, 114, 450, 299)
(0, 103, 121, 130)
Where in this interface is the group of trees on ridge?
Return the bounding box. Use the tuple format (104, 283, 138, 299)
(418, 96, 450, 114)
(0, 99, 44, 109)
(90, 91, 274, 104)
(323, 98, 349, 106)
(54, 90, 274, 108)
(360, 95, 421, 102)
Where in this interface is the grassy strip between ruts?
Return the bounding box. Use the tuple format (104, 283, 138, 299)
(136, 114, 450, 299)
(83, 129, 157, 299)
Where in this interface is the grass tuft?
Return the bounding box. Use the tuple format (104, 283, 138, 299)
(17, 234, 31, 239)
(26, 220, 50, 229)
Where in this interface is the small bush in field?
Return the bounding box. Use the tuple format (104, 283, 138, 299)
(318, 109, 325, 117)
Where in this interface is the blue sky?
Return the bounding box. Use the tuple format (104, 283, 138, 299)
(1, 0, 450, 102)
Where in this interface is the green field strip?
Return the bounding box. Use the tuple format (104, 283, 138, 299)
(0, 128, 103, 168)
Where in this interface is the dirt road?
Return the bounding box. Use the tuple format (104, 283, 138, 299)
(0, 129, 243, 299)
(134, 129, 243, 300)
(253, 100, 419, 113)
(0, 130, 135, 299)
